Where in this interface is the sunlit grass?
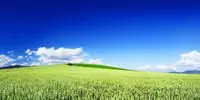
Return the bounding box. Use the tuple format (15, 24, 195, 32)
(0, 64, 200, 99)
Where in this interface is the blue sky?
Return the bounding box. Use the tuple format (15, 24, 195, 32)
(0, 0, 200, 71)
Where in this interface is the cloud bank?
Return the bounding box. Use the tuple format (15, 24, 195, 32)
(34, 47, 84, 65)
(137, 50, 200, 72)
(23, 47, 102, 66)
(1, 47, 200, 72)
(0, 55, 14, 67)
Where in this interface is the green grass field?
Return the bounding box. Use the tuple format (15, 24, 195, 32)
(0, 64, 200, 100)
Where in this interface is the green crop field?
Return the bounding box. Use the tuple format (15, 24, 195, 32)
(0, 64, 200, 100)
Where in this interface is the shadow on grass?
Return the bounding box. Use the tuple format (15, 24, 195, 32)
(66, 63, 130, 71)
(0, 65, 30, 70)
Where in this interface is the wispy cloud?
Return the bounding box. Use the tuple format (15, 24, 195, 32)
(88, 59, 102, 64)
(17, 56, 24, 60)
(7, 51, 14, 54)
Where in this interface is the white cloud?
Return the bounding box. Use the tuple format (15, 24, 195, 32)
(176, 51, 200, 66)
(27, 47, 85, 65)
(137, 50, 200, 72)
(88, 59, 102, 64)
(175, 51, 200, 71)
(0, 47, 103, 67)
(0, 55, 14, 67)
(17, 56, 23, 59)
(31, 62, 41, 66)
(25, 49, 34, 55)
(11, 63, 17, 66)
(137, 65, 176, 72)
(20, 62, 29, 66)
(11, 62, 29, 66)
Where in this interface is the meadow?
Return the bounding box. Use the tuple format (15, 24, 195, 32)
(0, 64, 200, 100)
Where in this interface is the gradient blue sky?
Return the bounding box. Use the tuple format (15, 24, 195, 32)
(0, 0, 200, 69)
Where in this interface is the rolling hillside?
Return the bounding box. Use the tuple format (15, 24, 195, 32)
(0, 64, 200, 99)
(67, 63, 129, 70)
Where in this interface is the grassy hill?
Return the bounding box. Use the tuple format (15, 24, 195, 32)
(67, 63, 129, 70)
(0, 64, 200, 99)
